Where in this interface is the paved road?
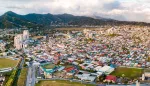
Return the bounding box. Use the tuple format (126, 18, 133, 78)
(31, 65, 36, 86)
(26, 65, 32, 86)
(26, 62, 37, 86)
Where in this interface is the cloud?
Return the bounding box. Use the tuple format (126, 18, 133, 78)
(0, 0, 150, 22)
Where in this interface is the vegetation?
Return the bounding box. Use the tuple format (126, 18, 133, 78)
(43, 64, 55, 69)
(17, 68, 28, 86)
(0, 58, 19, 68)
(5, 69, 18, 86)
(107, 33, 120, 37)
(111, 67, 143, 79)
(2, 71, 12, 85)
(1, 11, 150, 29)
(35, 80, 96, 86)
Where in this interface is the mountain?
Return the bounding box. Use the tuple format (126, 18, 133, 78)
(24, 13, 114, 26)
(0, 11, 41, 29)
(0, 11, 150, 29)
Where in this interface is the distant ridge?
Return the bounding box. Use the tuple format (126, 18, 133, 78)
(0, 11, 150, 29)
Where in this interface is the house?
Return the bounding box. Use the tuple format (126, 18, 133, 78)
(98, 66, 114, 75)
(64, 67, 75, 72)
(75, 71, 97, 82)
(144, 69, 150, 80)
(57, 66, 65, 71)
(104, 75, 117, 83)
(40, 64, 58, 79)
(0, 40, 6, 52)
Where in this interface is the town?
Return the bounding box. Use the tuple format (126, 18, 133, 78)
(0, 25, 150, 86)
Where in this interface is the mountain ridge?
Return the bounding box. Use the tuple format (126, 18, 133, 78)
(0, 11, 150, 29)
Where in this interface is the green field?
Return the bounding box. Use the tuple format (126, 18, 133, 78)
(111, 67, 143, 79)
(17, 68, 28, 86)
(35, 80, 96, 86)
(0, 58, 19, 68)
(43, 64, 55, 69)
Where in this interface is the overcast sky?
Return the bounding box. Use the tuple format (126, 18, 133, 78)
(0, 0, 150, 22)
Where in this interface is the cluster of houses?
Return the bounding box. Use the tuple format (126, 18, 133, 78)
(23, 28, 150, 84)
(38, 62, 115, 82)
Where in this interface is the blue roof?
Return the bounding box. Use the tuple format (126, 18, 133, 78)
(110, 64, 116, 68)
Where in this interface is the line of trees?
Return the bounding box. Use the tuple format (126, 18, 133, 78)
(5, 69, 18, 86)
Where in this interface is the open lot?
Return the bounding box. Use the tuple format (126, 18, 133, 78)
(111, 67, 143, 79)
(0, 58, 19, 68)
(35, 80, 96, 86)
(17, 68, 28, 86)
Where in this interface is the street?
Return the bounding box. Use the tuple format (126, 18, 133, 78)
(26, 63, 36, 86)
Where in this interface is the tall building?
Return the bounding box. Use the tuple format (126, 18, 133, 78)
(14, 30, 29, 50)
(83, 29, 93, 38)
(23, 30, 29, 41)
(14, 34, 23, 50)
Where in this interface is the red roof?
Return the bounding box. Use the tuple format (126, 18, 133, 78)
(64, 67, 74, 72)
(105, 75, 117, 82)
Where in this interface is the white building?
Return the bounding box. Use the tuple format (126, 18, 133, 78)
(96, 65, 114, 75)
(23, 30, 29, 41)
(14, 30, 30, 50)
(0, 40, 6, 51)
(14, 34, 23, 50)
(83, 29, 93, 38)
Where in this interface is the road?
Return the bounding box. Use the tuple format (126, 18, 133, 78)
(26, 63, 36, 86)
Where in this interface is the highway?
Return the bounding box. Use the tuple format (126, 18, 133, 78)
(26, 63, 36, 86)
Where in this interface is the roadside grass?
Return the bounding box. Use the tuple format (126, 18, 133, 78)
(2, 71, 12, 85)
(35, 80, 96, 86)
(17, 68, 28, 86)
(0, 58, 19, 68)
(111, 67, 143, 79)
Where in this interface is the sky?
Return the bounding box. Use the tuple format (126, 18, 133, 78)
(0, 0, 150, 22)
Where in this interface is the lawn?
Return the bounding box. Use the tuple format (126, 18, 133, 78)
(17, 68, 28, 86)
(35, 80, 96, 86)
(43, 64, 55, 69)
(111, 67, 143, 79)
(0, 58, 19, 68)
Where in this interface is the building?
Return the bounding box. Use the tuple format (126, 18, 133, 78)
(143, 69, 150, 80)
(83, 29, 93, 38)
(0, 40, 6, 52)
(96, 66, 115, 75)
(14, 34, 23, 50)
(104, 75, 117, 83)
(23, 30, 29, 41)
(14, 30, 30, 50)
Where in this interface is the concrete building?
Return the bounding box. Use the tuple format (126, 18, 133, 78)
(23, 30, 29, 41)
(0, 40, 6, 52)
(14, 30, 30, 50)
(83, 29, 93, 38)
(14, 34, 23, 50)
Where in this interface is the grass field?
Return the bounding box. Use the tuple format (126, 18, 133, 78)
(32, 36, 44, 40)
(17, 68, 28, 86)
(111, 67, 143, 79)
(35, 80, 96, 86)
(43, 64, 55, 69)
(0, 58, 19, 68)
